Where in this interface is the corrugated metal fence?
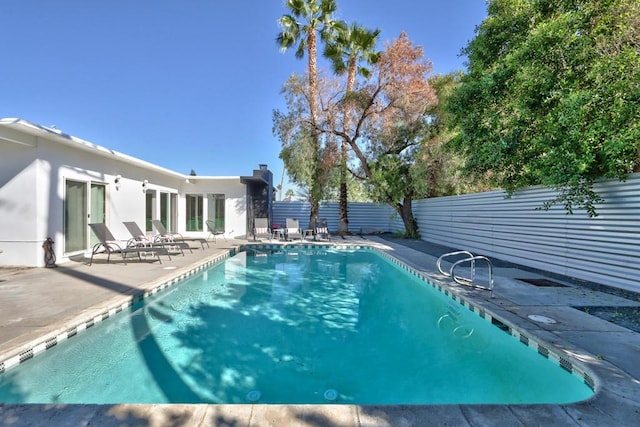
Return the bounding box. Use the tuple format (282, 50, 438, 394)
(274, 173, 640, 292)
(273, 201, 401, 232)
(413, 175, 640, 293)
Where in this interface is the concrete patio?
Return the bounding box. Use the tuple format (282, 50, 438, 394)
(0, 235, 639, 426)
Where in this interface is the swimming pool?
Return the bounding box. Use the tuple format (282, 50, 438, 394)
(0, 246, 594, 404)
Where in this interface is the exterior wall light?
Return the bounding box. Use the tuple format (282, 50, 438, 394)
(142, 179, 149, 193)
(114, 174, 122, 190)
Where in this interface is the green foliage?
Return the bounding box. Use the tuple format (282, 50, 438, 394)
(323, 23, 380, 78)
(278, 126, 315, 186)
(277, 0, 341, 59)
(336, 32, 437, 237)
(447, 0, 640, 216)
(363, 120, 431, 239)
(368, 154, 415, 203)
(273, 74, 340, 203)
(369, 72, 491, 199)
(424, 72, 497, 197)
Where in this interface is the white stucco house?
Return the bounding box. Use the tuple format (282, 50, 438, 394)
(0, 118, 273, 267)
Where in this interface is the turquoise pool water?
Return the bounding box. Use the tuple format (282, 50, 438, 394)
(0, 247, 593, 404)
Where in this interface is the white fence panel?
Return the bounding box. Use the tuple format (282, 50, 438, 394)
(273, 201, 398, 233)
(413, 174, 640, 293)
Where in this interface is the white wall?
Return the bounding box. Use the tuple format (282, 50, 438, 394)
(0, 122, 250, 267)
(179, 178, 247, 238)
(0, 140, 42, 266)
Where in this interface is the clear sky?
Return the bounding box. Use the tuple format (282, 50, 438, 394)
(1, 0, 487, 194)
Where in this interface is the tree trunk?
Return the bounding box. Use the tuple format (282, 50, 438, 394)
(337, 141, 349, 233)
(309, 196, 319, 230)
(338, 57, 358, 235)
(395, 196, 420, 239)
(307, 28, 321, 230)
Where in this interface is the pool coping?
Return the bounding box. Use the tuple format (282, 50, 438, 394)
(1, 238, 639, 426)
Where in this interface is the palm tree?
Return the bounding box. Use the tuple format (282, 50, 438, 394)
(324, 23, 380, 234)
(276, 0, 342, 225)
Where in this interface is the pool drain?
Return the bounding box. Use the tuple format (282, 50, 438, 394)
(246, 390, 261, 402)
(324, 389, 338, 401)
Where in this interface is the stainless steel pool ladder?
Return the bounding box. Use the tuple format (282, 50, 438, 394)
(437, 251, 494, 294)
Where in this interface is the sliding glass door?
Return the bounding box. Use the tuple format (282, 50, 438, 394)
(64, 180, 105, 252)
(159, 192, 178, 231)
(186, 194, 203, 231)
(145, 191, 156, 232)
(90, 183, 106, 246)
(65, 180, 87, 253)
(207, 193, 225, 231)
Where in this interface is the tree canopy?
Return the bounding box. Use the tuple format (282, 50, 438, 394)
(273, 73, 340, 204)
(447, 0, 640, 216)
(274, 31, 437, 237)
(324, 22, 380, 233)
(333, 32, 437, 237)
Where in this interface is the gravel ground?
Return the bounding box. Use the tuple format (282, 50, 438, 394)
(573, 306, 640, 333)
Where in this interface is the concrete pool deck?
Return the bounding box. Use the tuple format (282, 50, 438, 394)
(0, 235, 639, 426)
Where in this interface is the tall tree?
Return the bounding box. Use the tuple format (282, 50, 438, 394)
(324, 23, 380, 234)
(447, 0, 640, 216)
(421, 73, 496, 197)
(273, 73, 340, 208)
(324, 32, 437, 237)
(276, 0, 343, 225)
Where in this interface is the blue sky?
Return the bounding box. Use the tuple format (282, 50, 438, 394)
(1, 1, 487, 194)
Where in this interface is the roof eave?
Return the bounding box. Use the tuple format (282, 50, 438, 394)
(0, 118, 186, 179)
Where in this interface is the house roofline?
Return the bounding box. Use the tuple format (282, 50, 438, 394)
(0, 118, 212, 180)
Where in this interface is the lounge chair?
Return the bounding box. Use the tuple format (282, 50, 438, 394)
(123, 221, 188, 257)
(253, 217, 273, 241)
(151, 219, 209, 250)
(285, 218, 303, 241)
(206, 219, 227, 242)
(314, 218, 331, 241)
(88, 223, 165, 266)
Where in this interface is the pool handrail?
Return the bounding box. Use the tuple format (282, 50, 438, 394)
(436, 250, 474, 277)
(450, 255, 494, 293)
(437, 251, 494, 295)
